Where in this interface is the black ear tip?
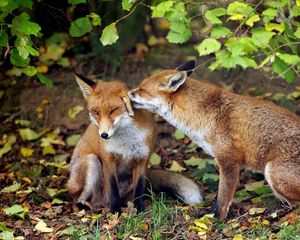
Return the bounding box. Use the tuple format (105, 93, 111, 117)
(176, 60, 196, 72)
(73, 72, 96, 87)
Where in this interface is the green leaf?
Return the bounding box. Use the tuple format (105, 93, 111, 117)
(262, 8, 277, 23)
(196, 38, 221, 56)
(272, 57, 295, 83)
(251, 28, 275, 48)
(204, 8, 227, 25)
(184, 157, 202, 167)
(69, 17, 92, 37)
(19, 21, 41, 36)
(0, 30, 8, 46)
(294, 27, 300, 38)
(1, 183, 21, 193)
(66, 134, 81, 146)
(173, 129, 185, 140)
(15, 119, 31, 127)
(0, 0, 8, 7)
(26, 45, 39, 56)
(0, 230, 14, 240)
(254, 185, 272, 195)
(122, 0, 137, 11)
(151, 1, 173, 18)
(291, 6, 300, 17)
(4, 204, 25, 219)
(89, 13, 101, 26)
(166, 29, 192, 44)
(202, 173, 219, 186)
(19, 128, 40, 141)
(149, 153, 161, 166)
(15, 0, 32, 9)
(36, 73, 53, 87)
(68, 0, 86, 4)
(245, 14, 259, 27)
(227, 2, 254, 18)
(265, 23, 285, 33)
(23, 66, 37, 76)
(10, 48, 30, 68)
(170, 21, 188, 34)
(100, 23, 119, 46)
(278, 53, 300, 65)
(244, 181, 264, 191)
(0, 135, 16, 158)
(42, 145, 56, 155)
(210, 26, 232, 39)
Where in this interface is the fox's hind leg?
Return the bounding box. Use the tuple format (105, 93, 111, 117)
(265, 159, 300, 205)
(67, 154, 103, 211)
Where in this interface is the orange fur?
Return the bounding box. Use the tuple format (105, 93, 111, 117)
(128, 68, 300, 220)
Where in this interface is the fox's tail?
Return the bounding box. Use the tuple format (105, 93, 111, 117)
(146, 169, 203, 205)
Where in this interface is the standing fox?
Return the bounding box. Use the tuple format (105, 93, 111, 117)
(67, 74, 203, 213)
(128, 61, 300, 220)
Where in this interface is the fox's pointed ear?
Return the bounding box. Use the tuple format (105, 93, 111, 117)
(160, 72, 187, 92)
(176, 60, 195, 76)
(74, 73, 96, 99)
(122, 96, 134, 117)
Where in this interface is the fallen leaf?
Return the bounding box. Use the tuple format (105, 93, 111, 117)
(66, 134, 81, 146)
(244, 181, 264, 192)
(15, 119, 31, 127)
(68, 105, 84, 118)
(20, 147, 34, 157)
(0, 135, 16, 157)
(34, 220, 53, 233)
(173, 129, 185, 140)
(249, 207, 266, 215)
(1, 183, 21, 193)
(149, 153, 161, 166)
(233, 234, 243, 240)
(19, 128, 40, 141)
(3, 204, 25, 219)
(168, 161, 186, 172)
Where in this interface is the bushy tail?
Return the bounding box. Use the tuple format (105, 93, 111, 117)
(146, 169, 203, 205)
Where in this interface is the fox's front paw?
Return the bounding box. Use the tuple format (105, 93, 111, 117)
(76, 200, 93, 211)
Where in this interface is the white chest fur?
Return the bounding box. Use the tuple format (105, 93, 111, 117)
(157, 104, 215, 157)
(104, 124, 150, 160)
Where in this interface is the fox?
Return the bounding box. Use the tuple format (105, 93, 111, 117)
(127, 60, 300, 221)
(67, 74, 203, 213)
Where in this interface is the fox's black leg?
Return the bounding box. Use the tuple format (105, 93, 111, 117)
(109, 175, 121, 213)
(134, 175, 145, 212)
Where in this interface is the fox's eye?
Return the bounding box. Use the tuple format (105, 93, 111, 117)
(91, 109, 99, 116)
(110, 107, 118, 115)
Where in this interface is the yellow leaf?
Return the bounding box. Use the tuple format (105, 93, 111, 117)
(194, 220, 208, 229)
(168, 161, 186, 172)
(246, 14, 260, 27)
(228, 14, 244, 21)
(265, 23, 285, 33)
(249, 207, 266, 215)
(34, 220, 53, 233)
(233, 234, 243, 240)
(297, 0, 300, 6)
(263, 219, 270, 225)
(20, 147, 34, 157)
(68, 105, 84, 118)
(37, 65, 49, 73)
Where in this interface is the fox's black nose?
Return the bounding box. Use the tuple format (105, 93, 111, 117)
(101, 132, 109, 139)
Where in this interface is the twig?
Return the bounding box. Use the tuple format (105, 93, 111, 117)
(115, 1, 144, 24)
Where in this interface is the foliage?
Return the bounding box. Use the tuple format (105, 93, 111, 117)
(1, 0, 300, 85)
